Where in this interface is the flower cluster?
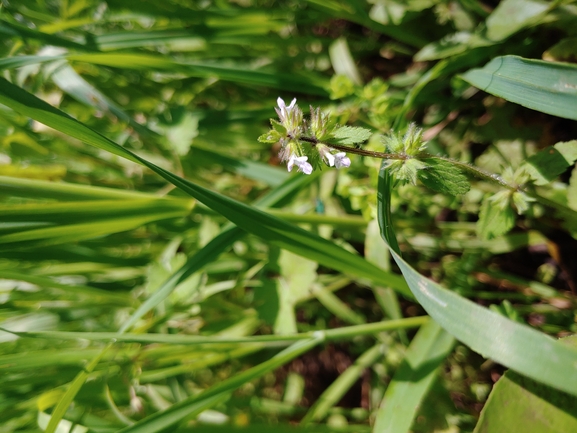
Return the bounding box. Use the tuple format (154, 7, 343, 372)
(259, 97, 351, 175)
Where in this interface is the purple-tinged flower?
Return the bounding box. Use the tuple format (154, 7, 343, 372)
(287, 154, 313, 175)
(334, 152, 350, 169)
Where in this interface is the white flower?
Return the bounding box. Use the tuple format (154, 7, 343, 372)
(275, 97, 297, 124)
(287, 154, 313, 175)
(317, 144, 335, 167)
(334, 152, 350, 169)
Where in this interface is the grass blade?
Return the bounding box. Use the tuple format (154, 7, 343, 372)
(372, 321, 454, 433)
(460, 55, 577, 120)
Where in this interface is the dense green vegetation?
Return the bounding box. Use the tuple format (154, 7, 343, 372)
(1, 0, 577, 432)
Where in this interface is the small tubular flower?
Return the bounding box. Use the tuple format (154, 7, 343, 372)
(287, 154, 313, 175)
(317, 144, 336, 167)
(334, 152, 351, 169)
(275, 97, 296, 124)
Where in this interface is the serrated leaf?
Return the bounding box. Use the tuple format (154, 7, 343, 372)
(418, 158, 470, 195)
(523, 140, 577, 185)
(477, 195, 516, 240)
(329, 125, 372, 145)
(257, 131, 279, 144)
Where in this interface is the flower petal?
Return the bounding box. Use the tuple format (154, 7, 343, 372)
(335, 152, 351, 169)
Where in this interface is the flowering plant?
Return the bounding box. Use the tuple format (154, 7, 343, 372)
(260, 97, 436, 185)
(259, 97, 356, 175)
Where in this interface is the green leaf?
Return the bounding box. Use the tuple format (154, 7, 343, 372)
(417, 157, 470, 195)
(460, 56, 577, 121)
(377, 168, 577, 399)
(485, 0, 551, 41)
(523, 140, 577, 185)
(373, 321, 455, 433)
(414, 31, 493, 62)
(329, 37, 362, 85)
(47, 59, 159, 139)
(473, 369, 577, 433)
(476, 194, 516, 240)
(329, 125, 372, 145)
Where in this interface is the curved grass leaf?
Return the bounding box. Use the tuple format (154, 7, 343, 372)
(0, 77, 410, 296)
(47, 59, 159, 138)
(0, 54, 66, 71)
(460, 56, 577, 120)
(28, 174, 318, 433)
(378, 162, 577, 398)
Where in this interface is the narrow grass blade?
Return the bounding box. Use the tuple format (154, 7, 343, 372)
(301, 343, 382, 424)
(67, 53, 329, 95)
(44, 343, 113, 433)
(372, 321, 454, 433)
(48, 60, 159, 138)
(0, 19, 88, 50)
(7, 316, 429, 345)
(0, 175, 161, 201)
